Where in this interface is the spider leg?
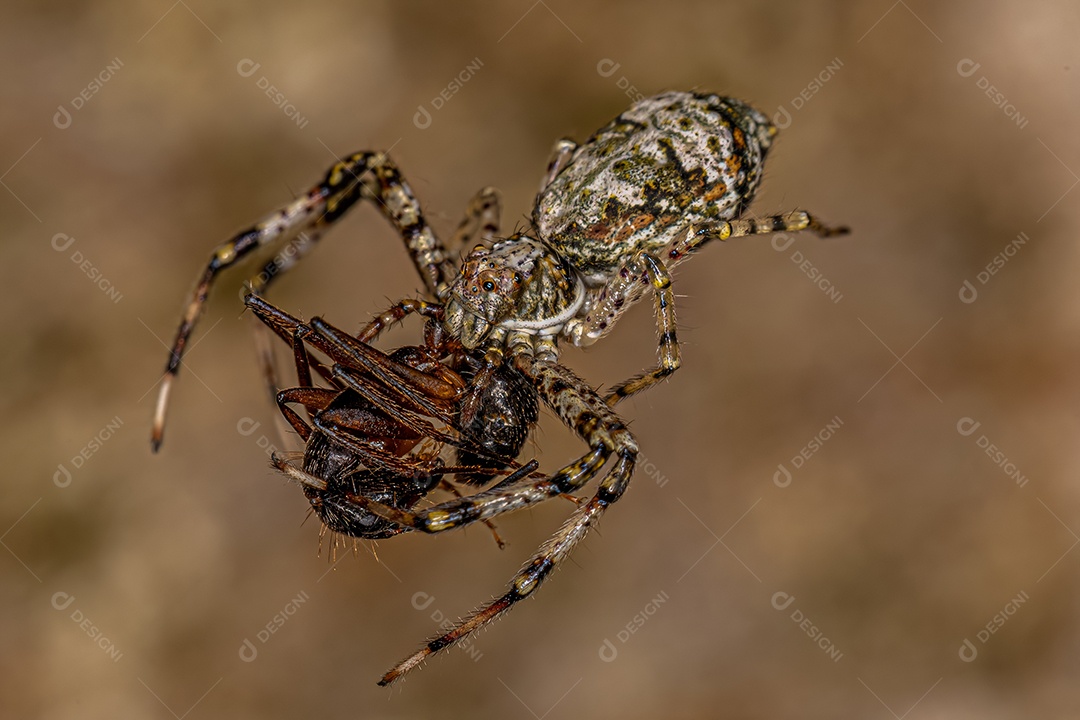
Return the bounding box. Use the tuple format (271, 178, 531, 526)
(564, 212, 849, 406)
(447, 187, 501, 257)
(339, 440, 607, 534)
(355, 357, 631, 534)
(435, 184, 505, 423)
(663, 211, 849, 268)
(244, 230, 321, 301)
(375, 357, 638, 685)
(152, 151, 454, 450)
(438, 479, 505, 550)
(539, 138, 578, 190)
(355, 299, 445, 344)
(564, 251, 680, 405)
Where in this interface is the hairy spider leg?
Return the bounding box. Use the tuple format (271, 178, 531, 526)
(152, 151, 455, 450)
(448, 186, 502, 258)
(374, 355, 637, 685)
(566, 210, 850, 405)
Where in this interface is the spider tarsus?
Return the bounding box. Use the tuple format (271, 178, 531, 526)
(150, 374, 173, 452)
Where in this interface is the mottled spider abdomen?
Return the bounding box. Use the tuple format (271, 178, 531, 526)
(534, 91, 776, 277)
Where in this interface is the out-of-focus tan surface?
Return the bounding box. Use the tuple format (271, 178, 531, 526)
(4, 2, 1078, 717)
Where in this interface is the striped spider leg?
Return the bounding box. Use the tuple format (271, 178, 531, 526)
(285, 290, 640, 685)
(151, 150, 501, 450)
(369, 349, 638, 685)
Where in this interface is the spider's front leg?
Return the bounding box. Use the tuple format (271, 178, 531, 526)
(151, 151, 454, 450)
(370, 354, 637, 685)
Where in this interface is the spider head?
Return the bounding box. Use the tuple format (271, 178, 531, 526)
(444, 244, 526, 348)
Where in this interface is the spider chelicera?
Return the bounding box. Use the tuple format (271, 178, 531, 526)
(151, 90, 847, 684)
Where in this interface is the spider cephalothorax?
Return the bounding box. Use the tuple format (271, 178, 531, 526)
(444, 236, 582, 349)
(152, 90, 847, 685)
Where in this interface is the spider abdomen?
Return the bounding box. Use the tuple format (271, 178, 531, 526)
(534, 91, 775, 275)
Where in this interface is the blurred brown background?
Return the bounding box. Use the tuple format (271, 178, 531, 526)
(3, 1, 1078, 717)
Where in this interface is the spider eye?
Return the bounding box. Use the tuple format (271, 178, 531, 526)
(513, 273, 522, 284)
(482, 281, 495, 292)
